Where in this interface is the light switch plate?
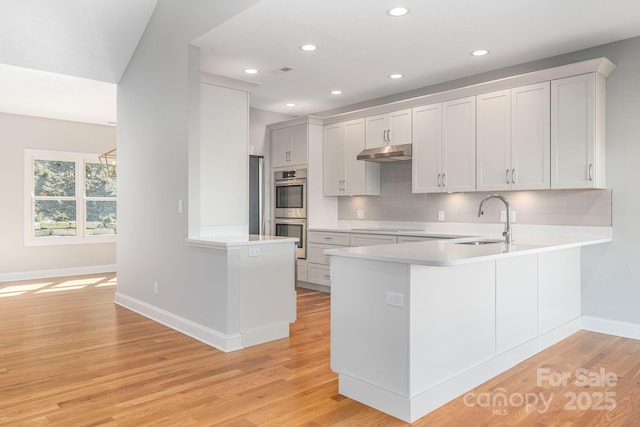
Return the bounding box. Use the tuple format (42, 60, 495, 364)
(437, 210, 445, 222)
(248, 247, 261, 257)
(356, 210, 364, 219)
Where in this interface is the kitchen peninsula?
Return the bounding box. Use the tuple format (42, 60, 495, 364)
(327, 229, 611, 422)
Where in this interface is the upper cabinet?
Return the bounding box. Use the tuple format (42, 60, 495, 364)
(272, 124, 309, 168)
(413, 97, 476, 193)
(551, 73, 606, 189)
(324, 119, 380, 196)
(365, 109, 412, 148)
(477, 82, 550, 191)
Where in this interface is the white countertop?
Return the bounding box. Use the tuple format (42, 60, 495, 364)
(322, 224, 612, 266)
(186, 234, 298, 250)
(325, 234, 611, 266)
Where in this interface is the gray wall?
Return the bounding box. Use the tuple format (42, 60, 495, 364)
(0, 112, 116, 277)
(116, 0, 258, 332)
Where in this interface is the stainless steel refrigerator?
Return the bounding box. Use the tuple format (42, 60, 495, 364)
(249, 155, 265, 235)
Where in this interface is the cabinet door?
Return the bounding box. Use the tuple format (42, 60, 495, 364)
(412, 104, 443, 193)
(289, 124, 308, 166)
(476, 90, 511, 191)
(538, 248, 581, 334)
(551, 74, 596, 189)
(323, 123, 345, 196)
(496, 255, 538, 354)
(271, 127, 291, 168)
(512, 82, 550, 190)
(365, 114, 388, 148)
(442, 96, 476, 192)
(388, 109, 412, 145)
(344, 119, 380, 195)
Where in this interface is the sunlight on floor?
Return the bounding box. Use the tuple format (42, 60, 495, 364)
(0, 275, 116, 297)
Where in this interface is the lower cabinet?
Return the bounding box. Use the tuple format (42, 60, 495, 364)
(538, 248, 581, 334)
(496, 255, 538, 354)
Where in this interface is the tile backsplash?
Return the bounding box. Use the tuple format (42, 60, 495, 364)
(338, 162, 612, 226)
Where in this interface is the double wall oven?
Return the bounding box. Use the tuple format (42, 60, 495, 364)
(273, 168, 307, 259)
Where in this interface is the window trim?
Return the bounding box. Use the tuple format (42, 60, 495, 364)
(24, 149, 117, 246)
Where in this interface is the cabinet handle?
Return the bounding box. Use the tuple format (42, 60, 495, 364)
(511, 169, 516, 184)
(442, 173, 446, 187)
(588, 164, 593, 181)
(387, 129, 391, 144)
(323, 274, 331, 279)
(324, 237, 333, 241)
(437, 173, 442, 187)
(506, 169, 510, 184)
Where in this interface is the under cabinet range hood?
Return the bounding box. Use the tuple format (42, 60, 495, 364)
(356, 144, 412, 162)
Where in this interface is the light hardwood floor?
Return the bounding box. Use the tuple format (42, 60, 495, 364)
(1, 273, 639, 426)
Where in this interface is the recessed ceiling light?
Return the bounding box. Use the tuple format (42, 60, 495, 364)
(388, 73, 404, 79)
(300, 44, 318, 52)
(387, 7, 410, 17)
(471, 49, 489, 56)
(331, 90, 343, 95)
(244, 68, 259, 74)
(285, 103, 296, 107)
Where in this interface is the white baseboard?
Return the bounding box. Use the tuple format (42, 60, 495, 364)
(114, 292, 244, 353)
(0, 264, 116, 283)
(582, 316, 640, 340)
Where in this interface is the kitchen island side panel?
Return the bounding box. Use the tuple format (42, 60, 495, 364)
(330, 257, 411, 396)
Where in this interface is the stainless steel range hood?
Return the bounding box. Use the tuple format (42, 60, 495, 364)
(356, 144, 412, 162)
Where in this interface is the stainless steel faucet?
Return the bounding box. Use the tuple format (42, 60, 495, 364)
(478, 194, 513, 244)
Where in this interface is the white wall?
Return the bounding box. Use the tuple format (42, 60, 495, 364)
(0, 112, 116, 279)
(116, 0, 259, 332)
(249, 107, 294, 156)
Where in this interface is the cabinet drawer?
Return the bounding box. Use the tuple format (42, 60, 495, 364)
(307, 243, 342, 265)
(308, 231, 350, 246)
(397, 235, 442, 243)
(308, 263, 331, 286)
(349, 234, 397, 247)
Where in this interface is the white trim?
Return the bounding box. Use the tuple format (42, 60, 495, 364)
(582, 316, 640, 340)
(200, 72, 258, 93)
(0, 264, 116, 283)
(338, 318, 581, 423)
(114, 292, 243, 353)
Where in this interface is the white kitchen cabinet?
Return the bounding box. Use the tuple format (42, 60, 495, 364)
(538, 248, 581, 334)
(477, 82, 550, 191)
(365, 109, 412, 148)
(323, 119, 380, 196)
(412, 96, 476, 193)
(495, 255, 538, 354)
(551, 73, 606, 189)
(349, 234, 397, 247)
(271, 123, 308, 168)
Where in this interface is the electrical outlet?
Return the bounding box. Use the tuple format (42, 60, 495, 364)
(437, 210, 445, 222)
(510, 210, 517, 222)
(153, 281, 159, 294)
(386, 291, 404, 307)
(356, 210, 364, 219)
(249, 247, 261, 257)
(178, 200, 183, 214)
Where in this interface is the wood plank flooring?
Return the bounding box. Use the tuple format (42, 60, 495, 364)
(1, 273, 639, 426)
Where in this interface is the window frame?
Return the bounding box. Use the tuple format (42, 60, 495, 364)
(24, 149, 117, 246)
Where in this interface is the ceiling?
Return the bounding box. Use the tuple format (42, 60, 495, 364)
(195, 0, 640, 116)
(1, 0, 640, 124)
(0, 0, 157, 125)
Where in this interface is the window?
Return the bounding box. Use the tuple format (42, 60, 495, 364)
(25, 149, 117, 245)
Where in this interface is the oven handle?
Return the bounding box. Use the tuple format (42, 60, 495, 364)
(274, 179, 306, 186)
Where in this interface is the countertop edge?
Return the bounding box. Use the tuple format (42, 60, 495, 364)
(186, 235, 299, 250)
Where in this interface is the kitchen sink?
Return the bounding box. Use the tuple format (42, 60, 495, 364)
(455, 239, 504, 245)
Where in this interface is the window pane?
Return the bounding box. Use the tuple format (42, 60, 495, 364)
(86, 201, 117, 235)
(34, 200, 77, 237)
(34, 159, 76, 197)
(85, 162, 117, 197)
